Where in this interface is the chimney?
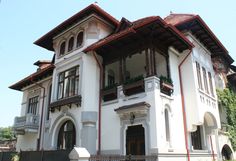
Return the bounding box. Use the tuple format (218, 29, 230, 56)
(34, 60, 52, 71)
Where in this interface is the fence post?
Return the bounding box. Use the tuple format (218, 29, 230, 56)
(69, 147, 90, 161)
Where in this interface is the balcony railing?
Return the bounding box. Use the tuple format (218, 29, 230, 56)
(123, 75, 145, 96)
(13, 113, 39, 135)
(102, 75, 174, 102)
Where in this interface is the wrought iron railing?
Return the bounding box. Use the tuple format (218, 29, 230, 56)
(89, 155, 157, 161)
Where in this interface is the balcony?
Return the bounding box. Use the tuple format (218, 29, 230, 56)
(13, 113, 39, 135)
(123, 75, 145, 96)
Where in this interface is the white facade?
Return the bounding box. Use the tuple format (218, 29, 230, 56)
(11, 4, 235, 161)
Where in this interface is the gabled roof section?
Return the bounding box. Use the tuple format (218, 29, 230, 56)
(164, 14, 234, 64)
(34, 4, 119, 51)
(84, 16, 193, 53)
(114, 17, 132, 33)
(9, 64, 54, 91)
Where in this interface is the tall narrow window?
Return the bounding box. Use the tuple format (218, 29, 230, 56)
(108, 70, 115, 86)
(57, 66, 79, 99)
(59, 42, 66, 56)
(57, 120, 76, 150)
(196, 62, 203, 90)
(208, 72, 214, 97)
(202, 67, 209, 94)
(76, 31, 84, 47)
(164, 109, 170, 142)
(27, 96, 39, 115)
(47, 85, 52, 120)
(68, 37, 74, 52)
(191, 126, 203, 150)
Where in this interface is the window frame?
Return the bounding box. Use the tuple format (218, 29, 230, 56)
(191, 126, 203, 150)
(202, 67, 209, 94)
(196, 62, 203, 90)
(164, 108, 170, 143)
(76, 31, 84, 48)
(67, 36, 74, 52)
(57, 120, 76, 150)
(208, 72, 214, 97)
(57, 66, 80, 100)
(27, 96, 39, 115)
(59, 41, 66, 56)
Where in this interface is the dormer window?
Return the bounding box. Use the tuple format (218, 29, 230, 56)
(68, 37, 74, 52)
(76, 31, 84, 48)
(59, 41, 66, 56)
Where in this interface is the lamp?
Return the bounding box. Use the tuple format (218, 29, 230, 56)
(130, 112, 135, 124)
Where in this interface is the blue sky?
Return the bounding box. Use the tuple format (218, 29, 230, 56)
(0, 0, 235, 127)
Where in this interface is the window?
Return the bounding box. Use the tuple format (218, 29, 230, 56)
(196, 62, 203, 90)
(202, 67, 209, 94)
(164, 109, 170, 142)
(59, 42, 66, 56)
(47, 85, 52, 120)
(108, 69, 115, 86)
(57, 66, 79, 99)
(57, 120, 76, 150)
(27, 96, 39, 115)
(68, 37, 74, 52)
(191, 126, 203, 150)
(76, 31, 84, 47)
(208, 72, 214, 97)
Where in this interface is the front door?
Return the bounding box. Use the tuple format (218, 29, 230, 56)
(126, 125, 145, 155)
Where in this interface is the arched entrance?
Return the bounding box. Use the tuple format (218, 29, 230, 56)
(221, 144, 233, 160)
(126, 125, 145, 155)
(57, 120, 76, 150)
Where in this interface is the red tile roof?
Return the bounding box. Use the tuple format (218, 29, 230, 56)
(164, 14, 196, 26)
(34, 4, 119, 51)
(9, 64, 54, 91)
(84, 16, 193, 52)
(164, 14, 233, 64)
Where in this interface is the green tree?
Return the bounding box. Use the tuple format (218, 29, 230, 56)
(217, 88, 236, 150)
(0, 126, 15, 141)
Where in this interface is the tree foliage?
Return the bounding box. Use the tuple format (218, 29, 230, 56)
(0, 126, 15, 141)
(217, 88, 236, 150)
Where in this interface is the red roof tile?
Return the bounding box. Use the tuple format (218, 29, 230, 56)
(9, 64, 54, 91)
(164, 14, 233, 64)
(84, 16, 193, 52)
(34, 4, 119, 51)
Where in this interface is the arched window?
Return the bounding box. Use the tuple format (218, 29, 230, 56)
(59, 42, 66, 56)
(57, 120, 76, 150)
(68, 37, 74, 52)
(76, 31, 84, 47)
(164, 108, 170, 142)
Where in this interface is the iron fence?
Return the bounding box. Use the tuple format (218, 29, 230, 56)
(89, 155, 157, 161)
(0, 152, 17, 161)
(19, 150, 70, 161)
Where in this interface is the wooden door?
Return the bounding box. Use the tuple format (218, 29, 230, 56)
(126, 125, 145, 155)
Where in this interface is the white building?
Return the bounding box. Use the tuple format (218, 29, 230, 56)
(10, 4, 235, 161)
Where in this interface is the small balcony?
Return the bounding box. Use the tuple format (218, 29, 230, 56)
(13, 113, 39, 135)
